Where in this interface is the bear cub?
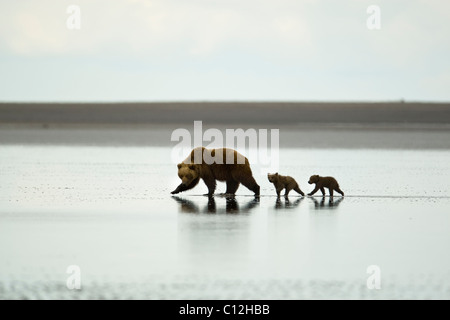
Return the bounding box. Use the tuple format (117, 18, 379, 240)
(267, 173, 305, 198)
(308, 175, 344, 197)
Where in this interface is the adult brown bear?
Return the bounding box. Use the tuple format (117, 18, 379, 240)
(171, 147, 260, 197)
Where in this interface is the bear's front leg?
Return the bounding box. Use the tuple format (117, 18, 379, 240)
(225, 179, 240, 195)
(202, 176, 216, 197)
(276, 186, 283, 198)
(171, 183, 185, 194)
(308, 185, 320, 196)
(320, 187, 326, 196)
(171, 177, 200, 194)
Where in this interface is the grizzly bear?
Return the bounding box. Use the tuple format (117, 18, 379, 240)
(171, 147, 260, 197)
(267, 173, 305, 198)
(308, 175, 344, 197)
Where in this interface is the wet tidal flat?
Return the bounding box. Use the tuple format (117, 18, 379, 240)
(0, 146, 450, 299)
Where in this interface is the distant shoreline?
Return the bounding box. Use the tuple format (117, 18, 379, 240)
(2, 102, 450, 148)
(1, 102, 450, 126)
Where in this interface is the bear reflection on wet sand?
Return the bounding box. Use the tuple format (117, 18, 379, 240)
(171, 196, 259, 214)
(274, 197, 304, 210)
(311, 196, 344, 210)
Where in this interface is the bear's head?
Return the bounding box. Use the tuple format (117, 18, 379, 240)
(267, 173, 279, 183)
(308, 175, 319, 184)
(177, 163, 199, 186)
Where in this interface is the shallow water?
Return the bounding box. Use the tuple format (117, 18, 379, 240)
(0, 146, 449, 299)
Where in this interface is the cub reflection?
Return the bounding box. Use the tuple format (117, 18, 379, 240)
(274, 197, 304, 210)
(310, 196, 344, 210)
(171, 196, 259, 214)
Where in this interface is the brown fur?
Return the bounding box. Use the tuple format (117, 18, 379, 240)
(308, 175, 344, 197)
(171, 147, 260, 196)
(267, 173, 304, 198)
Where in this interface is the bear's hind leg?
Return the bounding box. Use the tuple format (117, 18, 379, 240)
(233, 171, 260, 196)
(241, 176, 260, 196)
(335, 187, 344, 196)
(294, 185, 305, 196)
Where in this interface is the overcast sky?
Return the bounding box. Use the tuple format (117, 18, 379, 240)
(0, 0, 449, 102)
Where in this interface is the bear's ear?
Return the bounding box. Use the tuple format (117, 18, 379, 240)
(188, 164, 196, 170)
(275, 172, 278, 175)
(177, 163, 183, 169)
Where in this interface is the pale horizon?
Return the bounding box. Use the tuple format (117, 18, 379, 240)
(1, 0, 449, 102)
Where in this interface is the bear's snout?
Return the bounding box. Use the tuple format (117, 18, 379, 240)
(308, 180, 312, 184)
